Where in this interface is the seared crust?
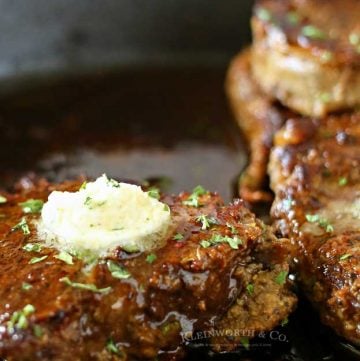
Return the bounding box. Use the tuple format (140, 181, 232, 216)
(0, 179, 296, 360)
(252, 0, 360, 116)
(226, 49, 293, 203)
(269, 112, 360, 344)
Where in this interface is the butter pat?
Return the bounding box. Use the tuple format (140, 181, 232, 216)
(38, 175, 171, 255)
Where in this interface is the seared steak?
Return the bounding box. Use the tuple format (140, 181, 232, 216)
(252, 0, 360, 117)
(226, 48, 293, 203)
(269, 112, 360, 344)
(0, 179, 296, 360)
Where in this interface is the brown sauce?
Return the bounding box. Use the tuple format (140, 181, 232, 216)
(0, 68, 246, 202)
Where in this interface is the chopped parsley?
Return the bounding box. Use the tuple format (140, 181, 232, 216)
(183, 185, 208, 208)
(281, 318, 289, 327)
(349, 33, 359, 46)
(173, 233, 184, 241)
(106, 339, 122, 356)
(338, 177, 348, 186)
(29, 255, 48, 264)
(339, 254, 352, 261)
(107, 260, 131, 279)
(147, 187, 160, 200)
(240, 336, 250, 350)
(320, 50, 333, 62)
(246, 283, 254, 295)
(106, 177, 121, 188)
(256, 7, 271, 22)
(60, 276, 112, 293)
(22, 243, 42, 253)
(275, 270, 288, 285)
(226, 223, 238, 234)
(19, 199, 44, 214)
(33, 324, 44, 338)
(196, 214, 217, 230)
(12, 217, 30, 235)
(163, 204, 170, 213)
(7, 304, 35, 333)
(305, 214, 334, 233)
(0, 195, 7, 204)
(301, 25, 326, 39)
(55, 251, 74, 265)
(318, 92, 331, 103)
(84, 196, 106, 208)
(79, 181, 87, 190)
(200, 234, 243, 250)
(146, 253, 157, 264)
(286, 11, 300, 25)
(22, 282, 33, 291)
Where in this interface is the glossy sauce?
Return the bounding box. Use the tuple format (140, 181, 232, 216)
(0, 68, 246, 202)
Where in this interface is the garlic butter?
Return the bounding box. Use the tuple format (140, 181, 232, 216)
(38, 175, 171, 255)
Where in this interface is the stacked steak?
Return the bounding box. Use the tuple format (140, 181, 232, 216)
(227, 0, 360, 345)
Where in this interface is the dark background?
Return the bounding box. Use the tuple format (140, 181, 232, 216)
(0, 0, 253, 93)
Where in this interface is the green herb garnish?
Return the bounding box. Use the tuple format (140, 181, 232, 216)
(19, 199, 44, 214)
(106, 177, 121, 188)
(349, 33, 359, 46)
(305, 214, 334, 233)
(319, 92, 331, 103)
(286, 11, 300, 25)
(7, 304, 35, 333)
(55, 251, 74, 265)
(339, 254, 352, 261)
(246, 283, 254, 295)
(281, 318, 289, 327)
(107, 260, 131, 279)
(240, 337, 250, 350)
(338, 177, 348, 186)
(226, 223, 238, 234)
(79, 181, 87, 190)
(183, 185, 208, 208)
(199, 240, 211, 248)
(60, 276, 112, 293)
(275, 270, 288, 285)
(200, 234, 243, 250)
(33, 324, 44, 338)
(147, 187, 160, 200)
(173, 233, 184, 241)
(0, 195, 7, 204)
(22, 243, 42, 253)
(256, 7, 271, 22)
(12, 217, 30, 235)
(146, 253, 157, 264)
(106, 339, 122, 356)
(301, 25, 326, 39)
(320, 50, 333, 62)
(22, 282, 33, 291)
(29, 255, 48, 264)
(196, 214, 216, 230)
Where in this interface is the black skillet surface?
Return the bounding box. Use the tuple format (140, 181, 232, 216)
(0, 69, 358, 361)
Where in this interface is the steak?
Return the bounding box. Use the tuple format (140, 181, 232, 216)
(226, 48, 293, 203)
(252, 0, 360, 117)
(269, 112, 360, 344)
(0, 178, 296, 360)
